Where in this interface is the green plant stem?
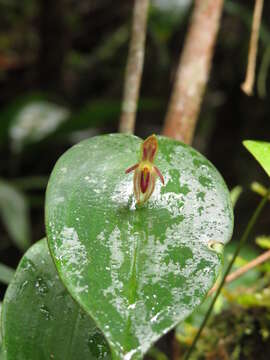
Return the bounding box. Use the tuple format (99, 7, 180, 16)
(0, 262, 15, 285)
(184, 187, 270, 360)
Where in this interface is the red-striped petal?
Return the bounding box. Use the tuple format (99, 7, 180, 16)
(125, 163, 139, 174)
(154, 166, 164, 184)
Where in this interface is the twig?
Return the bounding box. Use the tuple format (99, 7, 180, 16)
(162, 0, 224, 144)
(208, 249, 270, 295)
(241, 0, 264, 96)
(184, 187, 270, 360)
(119, 0, 149, 134)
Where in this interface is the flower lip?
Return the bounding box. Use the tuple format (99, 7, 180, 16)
(140, 166, 150, 193)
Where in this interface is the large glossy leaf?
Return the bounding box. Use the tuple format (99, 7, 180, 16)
(0, 302, 2, 344)
(0, 180, 31, 251)
(1, 239, 110, 360)
(0, 302, 5, 360)
(45, 134, 233, 359)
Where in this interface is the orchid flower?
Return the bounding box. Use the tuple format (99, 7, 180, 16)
(125, 134, 164, 204)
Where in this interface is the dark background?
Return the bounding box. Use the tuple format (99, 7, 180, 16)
(1, 0, 270, 301)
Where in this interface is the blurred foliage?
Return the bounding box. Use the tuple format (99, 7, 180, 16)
(256, 236, 270, 250)
(9, 100, 69, 152)
(230, 185, 243, 208)
(0, 262, 14, 285)
(0, 179, 31, 251)
(251, 181, 270, 198)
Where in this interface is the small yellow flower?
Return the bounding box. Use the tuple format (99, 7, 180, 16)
(125, 134, 164, 204)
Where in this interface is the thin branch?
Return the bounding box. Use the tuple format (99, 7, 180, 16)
(241, 0, 264, 96)
(208, 249, 270, 296)
(119, 0, 149, 134)
(162, 0, 224, 144)
(184, 187, 270, 360)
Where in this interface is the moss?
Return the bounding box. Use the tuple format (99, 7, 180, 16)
(187, 305, 270, 360)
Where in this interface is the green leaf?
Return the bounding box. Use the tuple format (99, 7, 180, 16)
(1, 239, 111, 360)
(0, 263, 14, 285)
(243, 140, 270, 177)
(0, 302, 5, 360)
(0, 180, 31, 251)
(45, 134, 233, 359)
(0, 302, 2, 344)
(0, 347, 5, 360)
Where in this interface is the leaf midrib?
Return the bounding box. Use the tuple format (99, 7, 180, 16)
(124, 238, 139, 348)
